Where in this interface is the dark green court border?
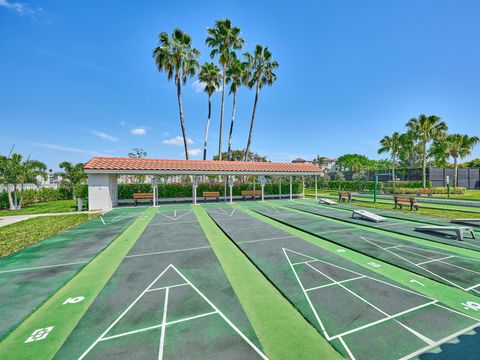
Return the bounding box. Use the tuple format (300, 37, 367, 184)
(238, 204, 480, 321)
(0, 208, 155, 360)
(295, 199, 480, 255)
(207, 206, 480, 359)
(194, 206, 341, 359)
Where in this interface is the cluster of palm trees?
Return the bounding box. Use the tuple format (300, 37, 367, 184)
(153, 19, 279, 161)
(378, 114, 479, 188)
(0, 151, 86, 210)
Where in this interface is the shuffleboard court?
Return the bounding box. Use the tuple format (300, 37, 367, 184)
(253, 204, 480, 296)
(207, 206, 480, 359)
(291, 202, 480, 252)
(54, 209, 266, 359)
(0, 207, 143, 339)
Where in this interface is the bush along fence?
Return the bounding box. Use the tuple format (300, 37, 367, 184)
(1, 182, 302, 209)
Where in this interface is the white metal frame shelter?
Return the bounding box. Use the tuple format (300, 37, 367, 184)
(84, 157, 323, 211)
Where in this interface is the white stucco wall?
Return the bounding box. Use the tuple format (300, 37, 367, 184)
(88, 174, 118, 211)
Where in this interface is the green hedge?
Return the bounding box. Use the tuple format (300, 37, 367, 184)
(118, 182, 301, 199)
(385, 181, 432, 188)
(314, 181, 384, 192)
(387, 187, 465, 195)
(0, 191, 8, 209)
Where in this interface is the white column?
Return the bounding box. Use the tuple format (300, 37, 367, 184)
(315, 174, 318, 200)
(229, 176, 233, 204)
(193, 184, 197, 205)
(153, 185, 157, 207)
(302, 176, 305, 199)
(224, 176, 227, 203)
(279, 178, 282, 199)
(261, 183, 265, 202)
(290, 176, 293, 200)
(253, 176, 256, 191)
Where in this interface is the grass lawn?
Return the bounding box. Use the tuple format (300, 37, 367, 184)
(0, 200, 77, 217)
(0, 213, 98, 257)
(432, 189, 480, 200)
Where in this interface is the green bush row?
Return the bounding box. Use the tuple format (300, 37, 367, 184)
(0, 187, 73, 209)
(386, 187, 465, 195)
(385, 181, 432, 188)
(314, 180, 384, 191)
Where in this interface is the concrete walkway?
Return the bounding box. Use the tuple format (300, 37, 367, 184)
(0, 211, 103, 228)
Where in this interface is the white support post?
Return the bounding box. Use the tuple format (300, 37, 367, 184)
(290, 176, 293, 201)
(253, 176, 256, 191)
(261, 184, 265, 202)
(315, 174, 318, 200)
(153, 184, 157, 207)
(193, 184, 197, 205)
(224, 176, 227, 203)
(302, 176, 305, 199)
(229, 176, 233, 204)
(279, 178, 282, 199)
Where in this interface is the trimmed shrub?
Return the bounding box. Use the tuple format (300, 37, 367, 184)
(315, 180, 383, 192)
(385, 180, 431, 188)
(387, 187, 465, 195)
(0, 190, 8, 209)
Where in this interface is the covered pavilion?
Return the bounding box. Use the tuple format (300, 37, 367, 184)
(84, 157, 323, 211)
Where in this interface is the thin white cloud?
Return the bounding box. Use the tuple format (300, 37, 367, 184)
(119, 120, 126, 126)
(188, 148, 202, 157)
(92, 130, 119, 142)
(163, 136, 193, 146)
(192, 79, 222, 93)
(0, 0, 52, 24)
(31, 142, 111, 156)
(131, 127, 146, 135)
(162, 131, 170, 137)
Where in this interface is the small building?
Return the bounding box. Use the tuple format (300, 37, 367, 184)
(84, 157, 323, 211)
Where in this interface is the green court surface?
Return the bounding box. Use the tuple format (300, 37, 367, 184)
(298, 201, 480, 252)
(206, 206, 480, 359)
(253, 203, 480, 296)
(54, 209, 266, 359)
(0, 207, 143, 340)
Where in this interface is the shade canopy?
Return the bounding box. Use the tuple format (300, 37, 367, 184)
(84, 157, 323, 176)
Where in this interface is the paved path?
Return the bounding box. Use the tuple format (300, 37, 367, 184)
(0, 211, 103, 228)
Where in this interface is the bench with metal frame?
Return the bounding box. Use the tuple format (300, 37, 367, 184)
(133, 192, 153, 206)
(338, 192, 352, 203)
(203, 191, 220, 202)
(394, 196, 419, 211)
(241, 190, 262, 200)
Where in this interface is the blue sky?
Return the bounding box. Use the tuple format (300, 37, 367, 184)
(1, 0, 479, 170)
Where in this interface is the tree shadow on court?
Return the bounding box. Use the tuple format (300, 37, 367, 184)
(419, 326, 480, 359)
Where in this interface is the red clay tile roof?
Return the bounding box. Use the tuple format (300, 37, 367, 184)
(84, 157, 323, 174)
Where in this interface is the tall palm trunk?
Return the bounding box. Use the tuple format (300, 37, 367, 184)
(13, 184, 18, 210)
(244, 82, 260, 161)
(392, 154, 396, 188)
(176, 76, 189, 160)
(453, 157, 458, 188)
(218, 67, 226, 160)
(203, 94, 212, 161)
(7, 185, 15, 210)
(227, 91, 237, 161)
(422, 141, 427, 188)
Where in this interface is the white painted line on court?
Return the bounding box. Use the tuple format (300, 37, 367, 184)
(164, 311, 218, 327)
(78, 265, 175, 359)
(158, 287, 169, 360)
(149, 220, 198, 226)
(0, 260, 88, 274)
(338, 337, 357, 360)
(383, 245, 403, 250)
(305, 276, 365, 292)
(100, 216, 105, 225)
(416, 255, 455, 265)
(237, 235, 296, 245)
(330, 301, 437, 340)
(158, 210, 192, 221)
(434, 303, 480, 321)
(400, 322, 480, 360)
(170, 264, 268, 359)
(100, 324, 164, 342)
(147, 283, 188, 292)
(465, 283, 480, 291)
(283, 248, 329, 337)
(125, 245, 212, 259)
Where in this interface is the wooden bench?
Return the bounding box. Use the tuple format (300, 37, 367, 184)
(338, 192, 352, 203)
(241, 190, 262, 200)
(133, 192, 153, 206)
(203, 191, 220, 202)
(394, 196, 419, 211)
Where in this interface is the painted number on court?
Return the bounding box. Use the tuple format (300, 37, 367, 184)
(410, 279, 424, 287)
(367, 261, 381, 268)
(462, 301, 480, 311)
(336, 249, 346, 253)
(63, 296, 85, 305)
(25, 327, 54, 343)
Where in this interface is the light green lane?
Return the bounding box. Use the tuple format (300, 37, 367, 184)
(295, 199, 480, 260)
(305, 190, 480, 214)
(193, 206, 342, 360)
(0, 207, 157, 360)
(239, 204, 480, 321)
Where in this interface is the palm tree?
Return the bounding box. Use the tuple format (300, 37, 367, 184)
(225, 58, 247, 160)
(56, 162, 86, 199)
(378, 132, 401, 188)
(0, 153, 46, 210)
(439, 134, 479, 188)
(243, 45, 279, 161)
(198, 62, 222, 160)
(153, 28, 200, 159)
(406, 114, 448, 188)
(206, 19, 244, 160)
